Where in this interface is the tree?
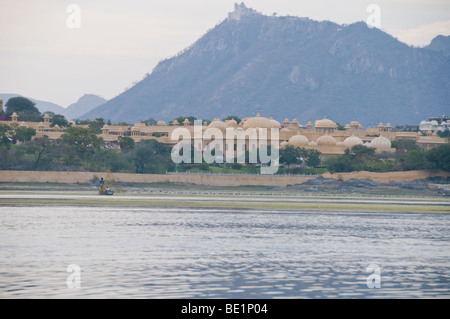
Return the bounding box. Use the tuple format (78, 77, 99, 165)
(5, 97, 41, 122)
(21, 136, 54, 170)
(50, 114, 69, 128)
(88, 118, 106, 134)
(404, 150, 427, 170)
(325, 155, 354, 173)
(280, 146, 321, 167)
(0, 123, 13, 149)
(132, 139, 174, 174)
(280, 145, 303, 166)
(13, 126, 36, 143)
(350, 145, 376, 168)
(142, 118, 157, 126)
(61, 126, 103, 160)
(426, 144, 450, 171)
(305, 149, 321, 167)
(118, 136, 135, 152)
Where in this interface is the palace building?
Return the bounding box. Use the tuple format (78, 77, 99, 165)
(98, 110, 447, 155)
(0, 97, 447, 156)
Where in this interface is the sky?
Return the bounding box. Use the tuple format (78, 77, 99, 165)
(1, 0, 449, 108)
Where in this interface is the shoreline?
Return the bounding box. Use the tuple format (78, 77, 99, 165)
(1, 187, 448, 213)
(1, 169, 448, 213)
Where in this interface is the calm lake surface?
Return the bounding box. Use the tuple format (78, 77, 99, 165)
(0, 206, 449, 298)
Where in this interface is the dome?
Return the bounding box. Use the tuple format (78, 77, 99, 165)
(156, 121, 166, 126)
(243, 111, 281, 129)
(288, 134, 309, 147)
(208, 118, 227, 130)
(226, 119, 238, 127)
(317, 134, 337, 146)
(268, 118, 281, 128)
(308, 141, 318, 147)
(344, 135, 363, 148)
(370, 135, 391, 149)
(315, 116, 337, 129)
(280, 141, 289, 148)
(183, 118, 191, 126)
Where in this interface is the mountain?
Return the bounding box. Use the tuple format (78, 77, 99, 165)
(64, 94, 107, 120)
(0, 93, 66, 115)
(81, 3, 450, 127)
(425, 35, 450, 57)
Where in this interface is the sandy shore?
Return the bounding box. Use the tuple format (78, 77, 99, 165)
(1, 185, 448, 213)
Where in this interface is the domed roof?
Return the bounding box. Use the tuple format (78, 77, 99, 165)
(242, 111, 281, 129)
(226, 119, 238, 127)
(344, 135, 363, 147)
(208, 118, 227, 130)
(370, 135, 391, 149)
(317, 134, 337, 145)
(156, 121, 166, 126)
(308, 141, 318, 146)
(315, 116, 337, 129)
(288, 134, 309, 147)
(280, 141, 289, 148)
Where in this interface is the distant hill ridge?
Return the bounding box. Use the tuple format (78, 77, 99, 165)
(0, 93, 106, 120)
(75, 3, 449, 126)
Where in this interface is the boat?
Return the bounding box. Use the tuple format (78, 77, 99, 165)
(98, 178, 114, 195)
(99, 188, 115, 195)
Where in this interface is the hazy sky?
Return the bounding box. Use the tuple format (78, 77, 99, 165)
(1, 0, 449, 107)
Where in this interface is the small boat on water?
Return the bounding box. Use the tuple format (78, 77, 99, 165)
(98, 177, 114, 195)
(99, 188, 114, 196)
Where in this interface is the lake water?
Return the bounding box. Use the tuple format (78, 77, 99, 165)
(0, 206, 449, 299)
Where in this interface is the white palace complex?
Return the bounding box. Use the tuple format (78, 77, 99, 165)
(0, 97, 447, 157)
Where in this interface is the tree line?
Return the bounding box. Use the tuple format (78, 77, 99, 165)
(0, 97, 449, 174)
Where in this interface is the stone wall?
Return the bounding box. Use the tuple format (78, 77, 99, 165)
(0, 170, 315, 187)
(0, 170, 448, 187)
